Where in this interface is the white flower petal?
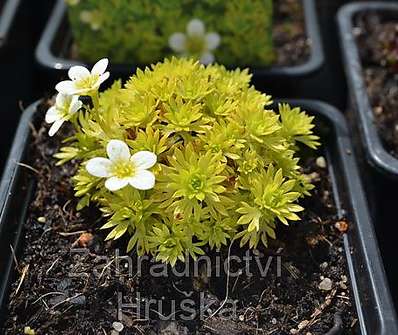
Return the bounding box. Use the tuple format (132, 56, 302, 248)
(69, 96, 83, 114)
(131, 151, 157, 170)
(91, 58, 108, 75)
(80, 10, 92, 23)
(55, 93, 68, 106)
(48, 119, 64, 137)
(107, 140, 131, 162)
(86, 157, 112, 177)
(169, 33, 187, 52)
(128, 170, 155, 190)
(98, 72, 110, 86)
(200, 52, 215, 65)
(187, 19, 205, 37)
(45, 106, 59, 124)
(91, 72, 110, 91)
(105, 176, 129, 191)
(55, 80, 77, 95)
(70, 94, 79, 104)
(205, 33, 221, 50)
(68, 65, 90, 81)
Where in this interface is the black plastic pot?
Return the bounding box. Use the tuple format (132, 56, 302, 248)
(337, 2, 398, 178)
(0, 0, 21, 48)
(337, 0, 398, 316)
(0, 0, 37, 175)
(0, 99, 396, 334)
(35, 0, 324, 99)
(314, 0, 350, 110)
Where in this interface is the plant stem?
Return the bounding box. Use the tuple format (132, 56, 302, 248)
(91, 91, 100, 110)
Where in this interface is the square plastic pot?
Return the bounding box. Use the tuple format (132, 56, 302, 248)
(35, 0, 324, 99)
(337, 1, 398, 315)
(0, 99, 396, 334)
(0, 0, 21, 48)
(337, 1, 398, 179)
(0, 0, 36, 176)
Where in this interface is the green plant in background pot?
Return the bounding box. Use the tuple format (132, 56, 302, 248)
(49, 57, 319, 265)
(64, 0, 275, 66)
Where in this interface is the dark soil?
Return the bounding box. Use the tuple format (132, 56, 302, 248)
(273, 0, 310, 66)
(2, 103, 357, 334)
(355, 13, 398, 158)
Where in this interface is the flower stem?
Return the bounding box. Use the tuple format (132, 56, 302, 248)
(91, 91, 100, 110)
(70, 113, 79, 130)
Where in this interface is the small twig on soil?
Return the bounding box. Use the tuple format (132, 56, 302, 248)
(40, 227, 53, 240)
(336, 294, 350, 300)
(231, 268, 243, 293)
(60, 304, 75, 315)
(287, 289, 338, 334)
(350, 318, 358, 328)
(42, 299, 49, 310)
(298, 288, 338, 333)
(310, 289, 337, 320)
(49, 293, 84, 311)
(9, 245, 19, 271)
(98, 258, 115, 281)
(62, 199, 72, 214)
(46, 257, 60, 275)
(32, 292, 67, 305)
(58, 230, 87, 237)
(322, 236, 333, 247)
(242, 279, 254, 290)
(16, 162, 40, 174)
(258, 288, 268, 305)
(206, 239, 235, 319)
(132, 318, 149, 323)
(14, 264, 29, 296)
(283, 263, 300, 279)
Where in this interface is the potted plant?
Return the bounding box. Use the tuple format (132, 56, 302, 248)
(35, 0, 323, 99)
(0, 57, 396, 334)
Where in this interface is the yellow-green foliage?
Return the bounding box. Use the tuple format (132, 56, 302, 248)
(66, 0, 275, 66)
(56, 58, 319, 265)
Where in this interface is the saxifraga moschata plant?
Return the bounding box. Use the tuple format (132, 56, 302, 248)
(46, 57, 320, 265)
(65, 0, 274, 66)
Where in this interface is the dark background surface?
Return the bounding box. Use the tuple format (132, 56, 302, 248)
(1, 0, 398, 314)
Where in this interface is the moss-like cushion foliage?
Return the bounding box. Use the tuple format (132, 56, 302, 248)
(56, 58, 319, 265)
(66, 0, 274, 66)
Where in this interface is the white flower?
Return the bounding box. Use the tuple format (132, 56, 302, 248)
(168, 18, 221, 65)
(79, 10, 102, 31)
(45, 93, 83, 136)
(86, 140, 157, 191)
(55, 58, 110, 96)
